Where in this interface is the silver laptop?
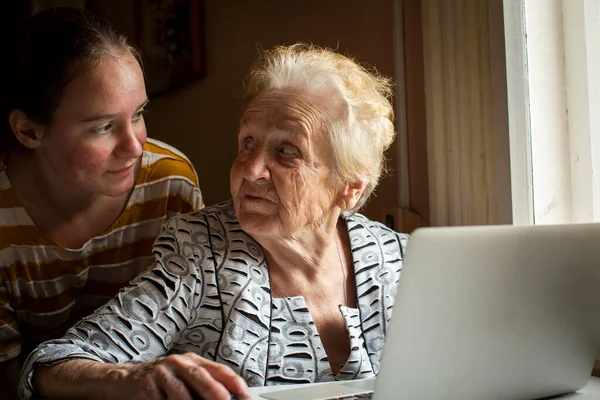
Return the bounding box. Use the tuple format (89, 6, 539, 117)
(259, 223, 600, 400)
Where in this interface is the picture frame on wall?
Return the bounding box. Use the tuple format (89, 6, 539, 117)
(30, 0, 206, 97)
(135, 0, 206, 97)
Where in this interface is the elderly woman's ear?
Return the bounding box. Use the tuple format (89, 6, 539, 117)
(337, 180, 366, 212)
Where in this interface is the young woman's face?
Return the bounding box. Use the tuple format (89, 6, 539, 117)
(37, 51, 148, 197)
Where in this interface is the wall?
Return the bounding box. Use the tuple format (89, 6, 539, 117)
(72, 0, 512, 226)
(142, 1, 398, 220)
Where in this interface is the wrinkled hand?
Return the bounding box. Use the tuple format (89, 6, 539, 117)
(118, 353, 251, 400)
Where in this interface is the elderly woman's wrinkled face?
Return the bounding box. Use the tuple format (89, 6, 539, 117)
(230, 89, 341, 239)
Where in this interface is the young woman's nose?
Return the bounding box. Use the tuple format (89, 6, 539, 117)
(115, 124, 144, 158)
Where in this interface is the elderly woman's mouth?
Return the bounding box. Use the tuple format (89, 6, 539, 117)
(243, 194, 275, 203)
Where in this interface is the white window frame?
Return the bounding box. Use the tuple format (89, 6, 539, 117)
(504, 0, 600, 225)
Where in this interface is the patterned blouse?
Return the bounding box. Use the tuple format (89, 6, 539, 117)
(21, 201, 409, 398)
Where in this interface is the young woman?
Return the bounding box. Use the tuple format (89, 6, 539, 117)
(0, 7, 203, 397)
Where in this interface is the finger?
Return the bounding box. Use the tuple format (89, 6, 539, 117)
(173, 353, 251, 398)
(179, 365, 231, 400)
(154, 364, 193, 400)
(202, 363, 251, 398)
(185, 354, 250, 399)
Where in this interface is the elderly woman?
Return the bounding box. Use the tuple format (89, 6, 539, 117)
(20, 44, 409, 400)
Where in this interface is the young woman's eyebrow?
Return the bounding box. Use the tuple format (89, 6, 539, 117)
(82, 99, 149, 122)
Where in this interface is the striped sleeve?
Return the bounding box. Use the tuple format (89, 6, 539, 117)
(0, 273, 21, 363)
(142, 138, 203, 212)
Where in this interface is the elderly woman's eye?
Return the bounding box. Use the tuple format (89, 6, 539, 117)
(279, 145, 296, 156)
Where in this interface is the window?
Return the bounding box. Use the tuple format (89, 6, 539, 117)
(504, 0, 600, 225)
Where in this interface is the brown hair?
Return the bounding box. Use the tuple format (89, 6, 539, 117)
(0, 7, 141, 151)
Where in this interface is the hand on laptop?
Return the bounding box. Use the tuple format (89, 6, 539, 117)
(33, 353, 251, 400)
(118, 352, 251, 400)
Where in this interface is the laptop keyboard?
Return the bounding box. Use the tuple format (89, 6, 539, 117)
(195, 393, 374, 399)
(324, 392, 374, 400)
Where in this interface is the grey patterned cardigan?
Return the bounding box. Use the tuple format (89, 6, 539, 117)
(21, 200, 409, 398)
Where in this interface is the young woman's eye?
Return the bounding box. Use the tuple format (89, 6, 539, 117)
(279, 145, 296, 156)
(132, 108, 146, 121)
(92, 123, 111, 134)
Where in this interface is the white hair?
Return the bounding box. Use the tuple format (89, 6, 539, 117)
(242, 43, 396, 215)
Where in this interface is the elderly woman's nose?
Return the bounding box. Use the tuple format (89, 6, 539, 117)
(243, 150, 271, 181)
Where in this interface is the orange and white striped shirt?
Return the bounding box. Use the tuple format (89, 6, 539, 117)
(0, 138, 203, 362)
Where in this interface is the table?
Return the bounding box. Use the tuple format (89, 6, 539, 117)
(558, 377, 600, 398)
(246, 377, 600, 400)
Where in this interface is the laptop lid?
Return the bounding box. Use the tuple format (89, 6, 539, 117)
(375, 223, 600, 400)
